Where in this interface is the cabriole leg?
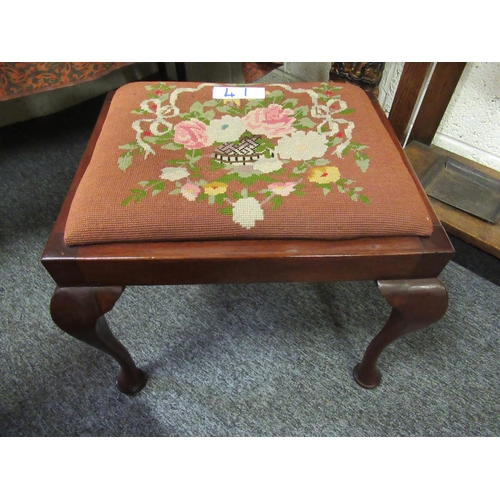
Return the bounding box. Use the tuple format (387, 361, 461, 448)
(50, 286, 148, 394)
(353, 278, 448, 389)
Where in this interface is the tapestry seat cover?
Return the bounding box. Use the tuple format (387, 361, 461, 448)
(64, 81, 433, 245)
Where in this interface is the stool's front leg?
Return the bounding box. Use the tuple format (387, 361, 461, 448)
(353, 278, 448, 389)
(50, 286, 148, 394)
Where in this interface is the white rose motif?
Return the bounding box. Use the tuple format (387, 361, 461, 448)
(207, 116, 247, 143)
(275, 131, 328, 161)
(253, 157, 283, 174)
(232, 197, 264, 229)
(160, 167, 190, 182)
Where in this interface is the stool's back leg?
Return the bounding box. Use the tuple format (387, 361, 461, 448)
(353, 278, 448, 389)
(50, 286, 148, 394)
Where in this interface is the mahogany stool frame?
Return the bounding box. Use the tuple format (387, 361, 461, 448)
(42, 90, 455, 394)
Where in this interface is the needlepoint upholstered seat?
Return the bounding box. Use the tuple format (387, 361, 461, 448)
(42, 80, 454, 394)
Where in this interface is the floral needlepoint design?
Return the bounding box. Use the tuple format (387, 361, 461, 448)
(207, 116, 246, 143)
(204, 182, 228, 196)
(174, 119, 210, 149)
(243, 104, 295, 138)
(308, 166, 341, 184)
(181, 182, 201, 201)
(160, 167, 190, 181)
(253, 157, 283, 174)
(119, 82, 371, 229)
(232, 197, 265, 229)
(268, 182, 298, 196)
(213, 135, 262, 166)
(275, 131, 328, 161)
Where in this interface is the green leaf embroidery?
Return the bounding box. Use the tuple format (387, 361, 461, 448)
(121, 188, 146, 206)
(214, 193, 227, 205)
(214, 173, 239, 183)
(271, 196, 283, 210)
(209, 159, 226, 170)
(118, 153, 133, 171)
(355, 156, 370, 173)
(218, 206, 233, 215)
(203, 99, 218, 107)
(121, 196, 135, 206)
(255, 137, 275, 151)
(294, 117, 316, 130)
(293, 184, 306, 196)
(335, 178, 352, 193)
(292, 162, 309, 174)
(341, 142, 370, 172)
(282, 98, 299, 109)
(327, 136, 343, 148)
(313, 158, 330, 166)
(186, 149, 202, 160)
(189, 102, 204, 115)
(266, 90, 284, 102)
(239, 174, 274, 187)
(162, 142, 184, 150)
(168, 159, 188, 166)
(293, 106, 309, 119)
(118, 141, 139, 150)
(204, 110, 216, 121)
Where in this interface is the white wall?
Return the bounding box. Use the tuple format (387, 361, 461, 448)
(433, 62, 500, 172)
(378, 62, 405, 115)
(379, 62, 500, 173)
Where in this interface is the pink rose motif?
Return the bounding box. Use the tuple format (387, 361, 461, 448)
(181, 182, 202, 201)
(268, 182, 297, 197)
(174, 119, 210, 149)
(243, 104, 295, 138)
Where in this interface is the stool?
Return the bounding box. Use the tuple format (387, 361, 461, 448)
(42, 81, 455, 394)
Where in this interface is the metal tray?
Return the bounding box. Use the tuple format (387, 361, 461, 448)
(421, 156, 500, 224)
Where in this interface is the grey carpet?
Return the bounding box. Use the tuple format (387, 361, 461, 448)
(1, 93, 499, 437)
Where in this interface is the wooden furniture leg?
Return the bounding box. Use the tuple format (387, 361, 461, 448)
(353, 278, 448, 389)
(50, 286, 148, 395)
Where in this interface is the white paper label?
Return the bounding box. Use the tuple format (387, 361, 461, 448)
(212, 86, 266, 99)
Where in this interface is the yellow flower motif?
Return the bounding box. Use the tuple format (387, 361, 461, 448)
(308, 166, 341, 184)
(204, 182, 228, 196)
(223, 98, 241, 107)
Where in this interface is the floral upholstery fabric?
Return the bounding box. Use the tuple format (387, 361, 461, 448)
(64, 81, 433, 245)
(0, 63, 131, 101)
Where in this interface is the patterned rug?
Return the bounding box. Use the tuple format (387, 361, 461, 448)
(0, 62, 132, 101)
